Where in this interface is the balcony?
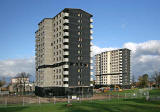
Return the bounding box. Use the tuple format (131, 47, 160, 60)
(90, 84, 93, 86)
(90, 66, 93, 70)
(90, 24, 93, 29)
(90, 30, 93, 34)
(63, 58, 69, 62)
(64, 19, 69, 24)
(63, 51, 69, 55)
(63, 25, 69, 30)
(63, 32, 69, 36)
(90, 36, 93, 40)
(63, 77, 69, 82)
(63, 38, 69, 43)
(63, 13, 69, 17)
(90, 59, 93, 64)
(63, 45, 69, 49)
(90, 18, 93, 23)
(63, 64, 69, 68)
(63, 71, 69, 75)
(63, 84, 69, 87)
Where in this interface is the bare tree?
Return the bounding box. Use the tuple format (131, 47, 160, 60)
(151, 71, 160, 88)
(16, 72, 31, 95)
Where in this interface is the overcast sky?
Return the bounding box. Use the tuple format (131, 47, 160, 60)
(0, 0, 160, 80)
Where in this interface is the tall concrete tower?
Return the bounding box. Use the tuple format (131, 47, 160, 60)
(35, 8, 93, 96)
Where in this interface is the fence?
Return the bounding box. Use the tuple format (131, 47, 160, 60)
(0, 88, 157, 107)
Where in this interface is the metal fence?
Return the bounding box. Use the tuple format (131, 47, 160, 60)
(0, 88, 158, 107)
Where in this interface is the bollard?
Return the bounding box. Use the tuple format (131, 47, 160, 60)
(54, 96, 56, 104)
(68, 96, 70, 103)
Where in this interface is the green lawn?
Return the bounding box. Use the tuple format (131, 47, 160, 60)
(0, 99, 160, 112)
(149, 89, 160, 96)
(0, 89, 160, 112)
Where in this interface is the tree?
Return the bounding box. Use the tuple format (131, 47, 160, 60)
(138, 74, 149, 88)
(0, 77, 6, 87)
(16, 72, 30, 95)
(151, 71, 160, 88)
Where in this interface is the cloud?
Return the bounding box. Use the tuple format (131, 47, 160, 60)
(91, 46, 117, 56)
(0, 57, 35, 78)
(92, 40, 160, 79)
(0, 40, 160, 81)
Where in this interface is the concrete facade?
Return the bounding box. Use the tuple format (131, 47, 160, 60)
(95, 48, 131, 87)
(35, 8, 93, 96)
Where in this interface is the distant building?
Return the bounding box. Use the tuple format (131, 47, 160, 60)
(35, 8, 93, 96)
(11, 77, 29, 84)
(0, 85, 9, 95)
(95, 48, 131, 88)
(9, 77, 35, 93)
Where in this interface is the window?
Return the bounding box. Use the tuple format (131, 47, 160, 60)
(56, 69, 58, 73)
(78, 38, 82, 42)
(51, 43, 53, 46)
(78, 32, 81, 35)
(59, 38, 61, 42)
(59, 50, 61, 54)
(59, 69, 61, 73)
(78, 81, 82, 85)
(78, 14, 80, 16)
(78, 50, 81, 54)
(78, 26, 80, 29)
(59, 32, 61, 36)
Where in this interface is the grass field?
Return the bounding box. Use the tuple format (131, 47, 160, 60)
(0, 89, 160, 112)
